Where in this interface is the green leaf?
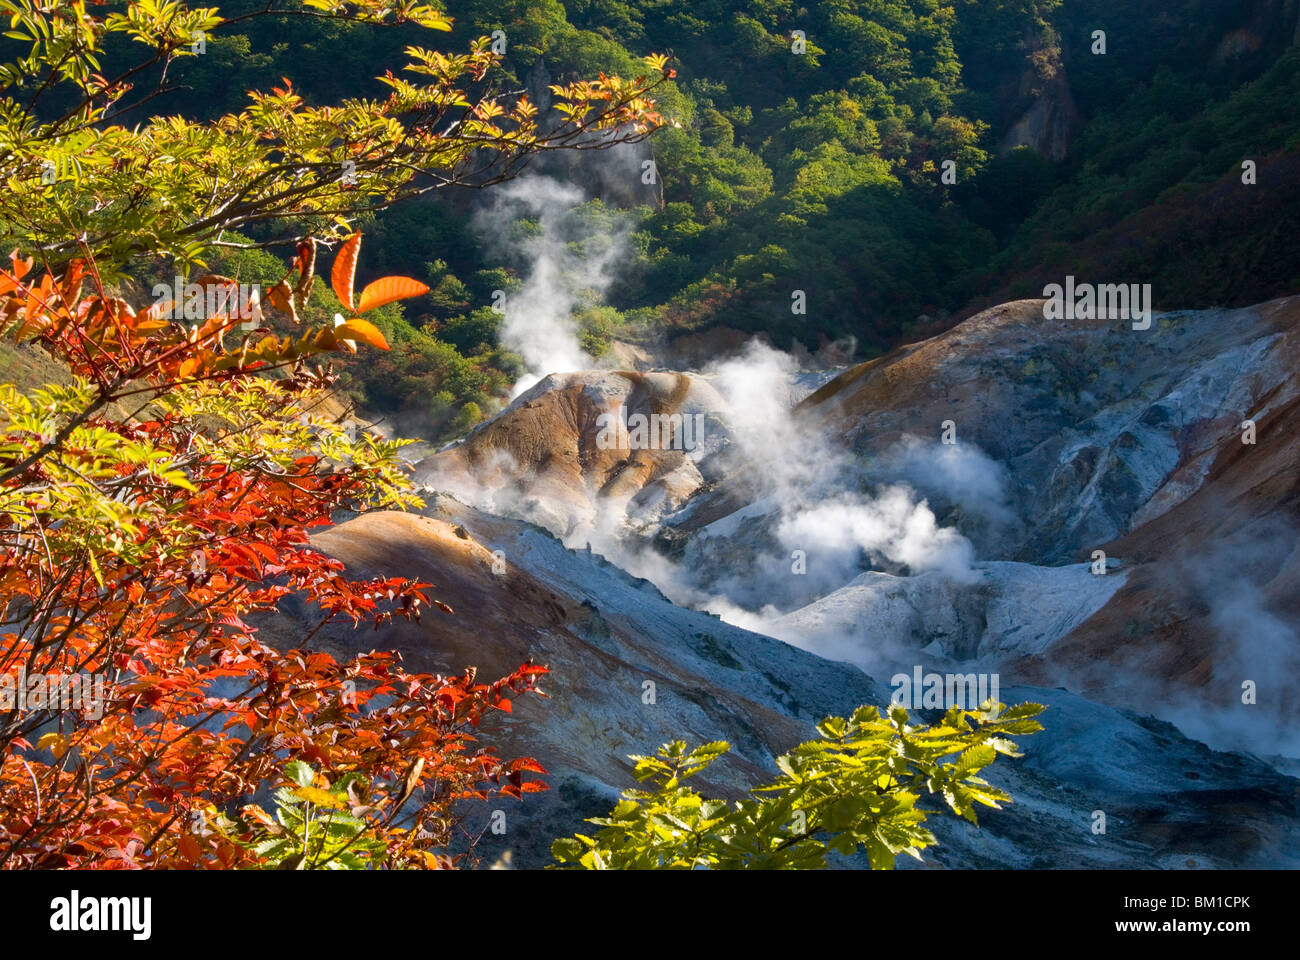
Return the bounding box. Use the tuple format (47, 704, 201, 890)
(686, 741, 730, 765)
(999, 702, 1047, 720)
(551, 837, 584, 862)
(817, 715, 848, 739)
(548, 701, 1043, 870)
(284, 760, 315, 788)
(952, 744, 996, 779)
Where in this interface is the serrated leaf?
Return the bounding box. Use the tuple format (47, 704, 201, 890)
(953, 744, 996, 779)
(284, 760, 315, 787)
(999, 702, 1047, 720)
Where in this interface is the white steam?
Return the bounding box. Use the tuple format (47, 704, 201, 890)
(549, 342, 1002, 662)
(1153, 531, 1300, 760)
(703, 341, 993, 589)
(473, 176, 630, 396)
(775, 489, 979, 587)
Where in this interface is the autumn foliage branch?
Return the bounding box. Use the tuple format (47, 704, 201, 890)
(0, 0, 669, 869)
(0, 223, 555, 867)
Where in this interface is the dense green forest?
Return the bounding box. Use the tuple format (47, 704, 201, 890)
(96, 0, 1300, 438)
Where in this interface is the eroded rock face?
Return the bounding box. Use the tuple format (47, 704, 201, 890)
(281, 294, 1300, 867)
(798, 298, 1300, 563)
(998, 76, 1079, 161)
(414, 371, 730, 537)
(773, 297, 1300, 758)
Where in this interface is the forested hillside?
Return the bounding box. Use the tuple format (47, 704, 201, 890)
(42, 0, 1300, 438)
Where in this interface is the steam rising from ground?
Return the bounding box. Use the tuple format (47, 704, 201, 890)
(464, 176, 987, 622)
(451, 182, 1004, 639)
(1142, 529, 1300, 760)
(547, 342, 1009, 670)
(704, 341, 995, 590)
(473, 176, 630, 396)
(420, 316, 1300, 766)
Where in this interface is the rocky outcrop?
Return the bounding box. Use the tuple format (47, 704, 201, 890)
(997, 75, 1079, 161)
(686, 295, 1300, 762)
(800, 297, 1300, 565)
(414, 370, 730, 534)
(281, 501, 1300, 869)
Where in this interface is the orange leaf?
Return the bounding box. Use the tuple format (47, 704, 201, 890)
(60, 260, 85, 303)
(333, 318, 389, 351)
(356, 276, 429, 314)
(294, 239, 317, 309)
(177, 831, 201, 863)
(0, 251, 33, 297)
(8, 250, 31, 280)
(331, 234, 361, 312)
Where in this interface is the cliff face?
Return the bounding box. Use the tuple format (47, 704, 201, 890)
(1209, 0, 1300, 68)
(991, 0, 1300, 162)
(997, 74, 1079, 161)
(282, 292, 1300, 868)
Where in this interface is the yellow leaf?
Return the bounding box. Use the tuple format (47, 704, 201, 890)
(37, 732, 68, 759)
(294, 786, 348, 810)
(265, 280, 299, 323)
